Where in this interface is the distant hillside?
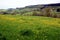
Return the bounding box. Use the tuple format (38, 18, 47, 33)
(0, 3, 60, 15)
(16, 4, 44, 10)
(16, 3, 60, 11)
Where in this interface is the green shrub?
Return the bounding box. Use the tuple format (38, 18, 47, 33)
(20, 29, 35, 36)
(0, 33, 6, 40)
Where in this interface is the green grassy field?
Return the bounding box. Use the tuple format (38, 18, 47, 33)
(0, 15, 60, 40)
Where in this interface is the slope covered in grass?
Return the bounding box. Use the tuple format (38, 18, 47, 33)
(0, 15, 60, 40)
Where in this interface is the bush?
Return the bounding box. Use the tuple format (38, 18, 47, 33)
(0, 33, 6, 40)
(32, 11, 41, 16)
(20, 29, 35, 36)
(44, 8, 51, 17)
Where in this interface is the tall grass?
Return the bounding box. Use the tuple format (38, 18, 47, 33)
(0, 15, 60, 40)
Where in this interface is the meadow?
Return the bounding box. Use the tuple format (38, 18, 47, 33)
(0, 15, 60, 40)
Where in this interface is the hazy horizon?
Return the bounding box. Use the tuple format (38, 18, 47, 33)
(0, 0, 60, 9)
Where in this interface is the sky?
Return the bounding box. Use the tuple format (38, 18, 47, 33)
(0, 0, 60, 9)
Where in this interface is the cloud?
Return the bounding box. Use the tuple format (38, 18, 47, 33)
(0, 0, 60, 9)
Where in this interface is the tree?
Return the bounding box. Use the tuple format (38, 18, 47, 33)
(44, 7, 51, 17)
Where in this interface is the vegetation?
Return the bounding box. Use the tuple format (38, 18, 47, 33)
(0, 15, 60, 40)
(0, 3, 60, 40)
(0, 4, 60, 18)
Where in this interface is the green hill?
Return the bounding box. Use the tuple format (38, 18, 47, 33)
(0, 15, 60, 40)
